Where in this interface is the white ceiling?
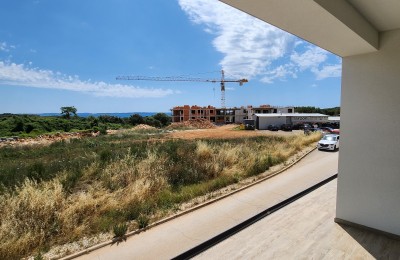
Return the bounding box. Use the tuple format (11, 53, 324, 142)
(220, 0, 400, 57)
(348, 0, 400, 31)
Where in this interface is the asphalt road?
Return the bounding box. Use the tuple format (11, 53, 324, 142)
(74, 149, 339, 260)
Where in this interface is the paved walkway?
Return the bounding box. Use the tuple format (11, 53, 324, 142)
(196, 179, 400, 259)
(76, 150, 339, 260)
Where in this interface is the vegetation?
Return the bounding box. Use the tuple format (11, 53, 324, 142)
(60, 106, 77, 119)
(0, 112, 171, 138)
(112, 223, 128, 245)
(0, 130, 321, 259)
(294, 106, 340, 116)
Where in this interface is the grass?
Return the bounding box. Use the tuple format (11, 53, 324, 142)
(111, 223, 128, 245)
(0, 131, 321, 259)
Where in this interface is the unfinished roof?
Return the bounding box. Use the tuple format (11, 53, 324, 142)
(220, 0, 400, 57)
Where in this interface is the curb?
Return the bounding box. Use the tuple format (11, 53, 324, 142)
(60, 146, 317, 260)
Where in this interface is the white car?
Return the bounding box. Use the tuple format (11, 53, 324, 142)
(317, 134, 340, 151)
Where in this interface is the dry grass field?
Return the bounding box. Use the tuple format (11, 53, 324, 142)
(0, 125, 321, 259)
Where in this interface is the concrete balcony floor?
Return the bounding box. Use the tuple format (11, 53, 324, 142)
(196, 179, 400, 259)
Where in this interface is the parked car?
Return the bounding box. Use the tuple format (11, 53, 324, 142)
(244, 119, 255, 130)
(319, 127, 334, 133)
(317, 134, 340, 151)
(280, 124, 293, 131)
(267, 124, 279, 131)
(332, 129, 340, 134)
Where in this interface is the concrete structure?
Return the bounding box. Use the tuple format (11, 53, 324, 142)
(221, 0, 400, 237)
(255, 113, 328, 130)
(236, 105, 294, 123)
(171, 105, 216, 123)
(328, 116, 340, 123)
(172, 105, 294, 124)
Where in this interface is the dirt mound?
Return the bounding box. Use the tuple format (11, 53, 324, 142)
(133, 124, 157, 130)
(167, 119, 216, 129)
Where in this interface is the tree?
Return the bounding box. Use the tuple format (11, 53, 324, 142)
(128, 114, 144, 126)
(11, 116, 25, 132)
(153, 113, 171, 127)
(61, 106, 77, 119)
(143, 117, 162, 128)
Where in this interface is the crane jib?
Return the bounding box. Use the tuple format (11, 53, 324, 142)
(115, 71, 248, 108)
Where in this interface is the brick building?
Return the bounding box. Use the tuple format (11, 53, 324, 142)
(171, 105, 295, 124)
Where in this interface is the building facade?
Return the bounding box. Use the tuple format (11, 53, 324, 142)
(171, 105, 216, 123)
(255, 113, 329, 130)
(171, 105, 295, 124)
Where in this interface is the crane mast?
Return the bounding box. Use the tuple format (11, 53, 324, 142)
(116, 70, 247, 108)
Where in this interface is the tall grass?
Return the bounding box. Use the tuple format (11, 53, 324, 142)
(0, 132, 321, 259)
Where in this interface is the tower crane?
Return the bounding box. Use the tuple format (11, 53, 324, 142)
(116, 70, 248, 108)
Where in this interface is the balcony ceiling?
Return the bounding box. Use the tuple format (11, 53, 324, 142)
(220, 0, 400, 57)
(348, 0, 400, 32)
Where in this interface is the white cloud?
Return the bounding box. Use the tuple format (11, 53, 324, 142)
(313, 63, 342, 80)
(0, 61, 176, 98)
(0, 42, 14, 52)
(260, 64, 297, 84)
(178, 0, 342, 83)
(178, 0, 294, 79)
(290, 46, 328, 71)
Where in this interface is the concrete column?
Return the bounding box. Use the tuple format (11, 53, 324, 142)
(336, 29, 400, 236)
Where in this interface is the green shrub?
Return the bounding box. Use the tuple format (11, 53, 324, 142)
(99, 124, 108, 135)
(28, 162, 46, 181)
(99, 150, 113, 163)
(112, 223, 128, 237)
(137, 214, 150, 229)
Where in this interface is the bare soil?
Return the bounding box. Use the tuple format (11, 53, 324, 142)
(167, 124, 302, 139)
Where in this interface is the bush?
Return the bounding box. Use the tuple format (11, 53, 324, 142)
(128, 114, 144, 126)
(153, 113, 171, 127)
(137, 214, 150, 229)
(111, 222, 128, 245)
(28, 162, 46, 181)
(143, 117, 162, 128)
(99, 124, 108, 135)
(99, 150, 113, 163)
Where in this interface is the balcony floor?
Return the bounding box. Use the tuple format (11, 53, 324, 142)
(196, 180, 400, 259)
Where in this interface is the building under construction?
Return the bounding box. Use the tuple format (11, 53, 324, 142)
(171, 105, 294, 124)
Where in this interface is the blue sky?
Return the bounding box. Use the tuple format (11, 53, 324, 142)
(0, 0, 342, 114)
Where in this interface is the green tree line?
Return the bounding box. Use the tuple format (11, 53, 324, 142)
(294, 106, 340, 116)
(0, 111, 171, 138)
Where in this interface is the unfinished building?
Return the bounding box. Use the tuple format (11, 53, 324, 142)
(171, 105, 295, 124)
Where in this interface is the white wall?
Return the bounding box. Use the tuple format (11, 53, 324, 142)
(336, 29, 400, 236)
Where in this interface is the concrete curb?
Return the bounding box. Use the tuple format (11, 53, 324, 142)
(60, 146, 317, 260)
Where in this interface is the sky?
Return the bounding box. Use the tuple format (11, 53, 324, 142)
(0, 0, 342, 114)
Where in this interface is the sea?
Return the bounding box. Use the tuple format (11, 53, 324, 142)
(38, 112, 171, 118)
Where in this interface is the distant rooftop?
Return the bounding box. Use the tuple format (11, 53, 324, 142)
(255, 113, 328, 117)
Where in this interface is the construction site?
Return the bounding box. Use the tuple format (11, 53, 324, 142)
(170, 104, 294, 124)
(117, 70, 337, 128)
